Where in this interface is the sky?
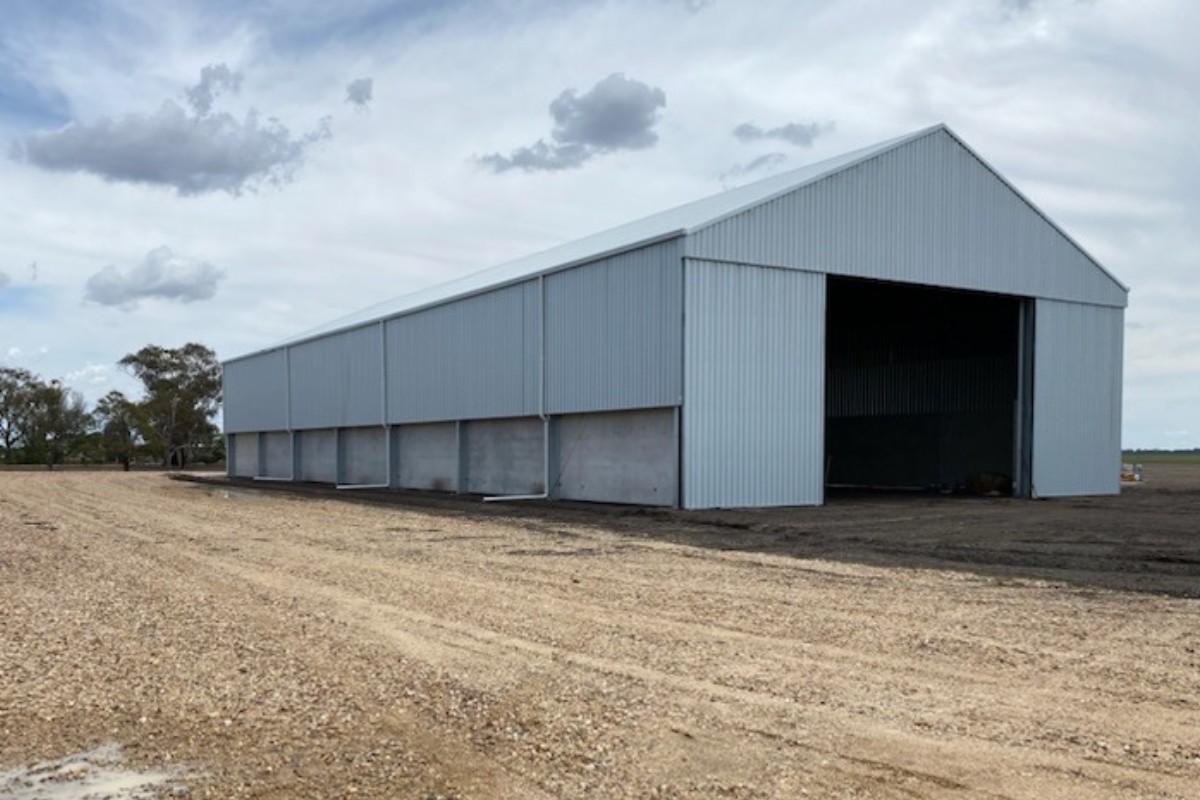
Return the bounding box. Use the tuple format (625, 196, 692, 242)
(0, 0, 1195, 448)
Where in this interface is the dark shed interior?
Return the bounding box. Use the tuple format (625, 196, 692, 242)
(824, 277, 1022, 494)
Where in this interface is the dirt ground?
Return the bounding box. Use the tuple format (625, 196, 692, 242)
(1, 466, 1197, 799)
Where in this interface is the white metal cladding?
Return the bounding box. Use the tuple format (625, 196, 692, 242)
(227, 125, 1124, 370)
(223, 349, 288, 433)
(385, 280, 539, 424)
(1032, 299, 1123, 497)
(289, 324, 384, 429)
(686, 128, 1127, 309)
(545, 239, 683, 414)
(682, 260, 825, 508)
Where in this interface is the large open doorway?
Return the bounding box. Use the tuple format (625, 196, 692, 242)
(825, 277, 1029, 496)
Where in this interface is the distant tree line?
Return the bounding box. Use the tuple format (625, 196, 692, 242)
(0, 343, 222, 469)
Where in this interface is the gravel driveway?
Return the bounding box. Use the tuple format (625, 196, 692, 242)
(2, 468, 1197, 798)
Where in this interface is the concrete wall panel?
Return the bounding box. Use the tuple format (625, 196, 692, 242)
(342, 427, 387, 485)
(465, 417, 544, 496)
(261, 431, 292, 479)
(297, 429, 337, 483)
(230, 433, 258, 477)
(396, 422, 458, 491)
(556, 408, 677, 506)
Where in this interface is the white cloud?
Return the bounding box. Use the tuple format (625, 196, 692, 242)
(12, 64, 331, 196)
(733, 121, 834, 147)
(0, 271, 10, 289)
(719, 152, 788, 188)
(480, 73, 667, 172)
(65, 362, 111, 386)
(345, 78, 373, 109)
(84, 246, 225, 310)
(185, 63, 242, 116)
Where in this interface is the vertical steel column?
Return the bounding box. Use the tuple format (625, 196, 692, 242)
(672, 406, 682, 508)
(255, 432, 266, 479)
(334, 428, 344, 486)
(539, 274, 556, 498)
(1015, 298, 1036, 499)
(455, 420, 468, 493)
(387, 425, 401, 489)
(291, 431, 301, 481)
(677, 256, 688, 509)
(380, 320, 391, 488)
(285, 346, 295, 480)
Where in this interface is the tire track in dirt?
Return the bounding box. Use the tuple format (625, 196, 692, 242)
(119, 508, 1200, 754)
(89, 479, 1200, 791)
(150, 544, 1200, 798)
(2, 475, 558, 799)
(5, 472, 1199, 799)
(137, 484, 1200, 749)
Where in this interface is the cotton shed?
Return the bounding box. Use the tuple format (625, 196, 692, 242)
(222, 124, 1127, 509)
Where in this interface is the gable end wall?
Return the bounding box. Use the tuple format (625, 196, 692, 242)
(685, 130, 1127, 308)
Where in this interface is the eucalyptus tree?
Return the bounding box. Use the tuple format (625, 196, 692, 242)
(0, 366, 38, 462)
(119, 343, 221, 467)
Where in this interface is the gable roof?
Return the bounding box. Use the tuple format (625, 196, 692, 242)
(256, 127, 934, 354)
(235, 124, 1125, 360)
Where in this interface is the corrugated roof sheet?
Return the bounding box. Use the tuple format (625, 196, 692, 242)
(235, 127, 934, 361)
(230, 123, 1126, 362)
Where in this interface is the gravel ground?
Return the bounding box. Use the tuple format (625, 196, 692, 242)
(1, 466, 1198, 798)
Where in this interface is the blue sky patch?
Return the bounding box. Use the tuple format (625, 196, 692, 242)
(0, 284, 51, 315)
(0, 70, 72, 132)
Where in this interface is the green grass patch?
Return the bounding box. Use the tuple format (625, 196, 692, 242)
(1123, 452, 1200, 465)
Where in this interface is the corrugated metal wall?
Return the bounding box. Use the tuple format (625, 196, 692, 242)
(224, 240, 685, 437)
(384, 280, 539, 423)
(682, 260, 825, 508)
(545, 239, 683, 413)
(1032, 299, 1123, 497)
(223, 349, 288, 433)
(686, 129, 1127, 309)
(290, 324, 384, 429)
(827, 354, 1015, 417)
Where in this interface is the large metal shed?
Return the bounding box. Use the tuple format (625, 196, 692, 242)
(222, 124, 1127, 509)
